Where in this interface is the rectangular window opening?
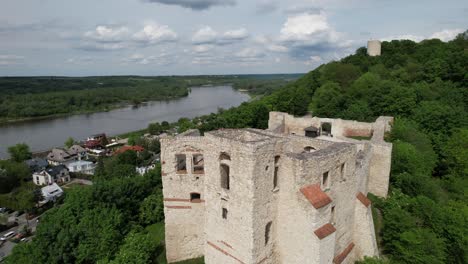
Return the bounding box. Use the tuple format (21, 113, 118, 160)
(176, 154, 187, 173)
(190, 193, 201, 202)
(273, 166, 279, 190)
(322, 171, 329, 189)
(222, 208, 228, 219)
(193, 154, 204, 174)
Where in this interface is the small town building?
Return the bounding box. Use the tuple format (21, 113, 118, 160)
(24, 158, 48, 173)
(114, 145, 145, 155)
(41, 183, 64, 203)
(68, 144, 88, 160)
(66, 160, 96, 175)
(136, 164, 156, 175)
(33, 165, 70, 186)
(47, 148, 76, 166)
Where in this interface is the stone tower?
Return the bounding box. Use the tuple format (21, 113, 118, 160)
(367, 40, 381, 56)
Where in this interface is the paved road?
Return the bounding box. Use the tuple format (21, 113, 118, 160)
(0, 213, 40, 261)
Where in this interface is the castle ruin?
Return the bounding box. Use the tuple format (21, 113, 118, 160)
(160, 112, 393, 264)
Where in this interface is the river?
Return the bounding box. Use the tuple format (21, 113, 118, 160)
(0, 85, 250, 159)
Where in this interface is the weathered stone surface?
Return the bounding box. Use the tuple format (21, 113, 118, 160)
(160, 112, 392, 263)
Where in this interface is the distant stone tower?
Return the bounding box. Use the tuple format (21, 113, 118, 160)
(367, 40, 381, 56)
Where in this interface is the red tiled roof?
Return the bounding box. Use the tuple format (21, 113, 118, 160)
(356, 192, 371, 207)
(85, 139, 102, 148)
(333, 242, 355, 264)
(314, 223, 336, 240)
(300, 184, 332, 209)
(114, 145, 145, 155)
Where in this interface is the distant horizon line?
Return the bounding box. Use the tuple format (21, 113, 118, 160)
(0, 73, 306, 78)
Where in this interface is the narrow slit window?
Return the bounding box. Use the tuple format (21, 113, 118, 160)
(273, 167, 279, 189)
(265, 221, 272, 245)
(222, 208, 228, 219)
(331, 206, 336, 224)
(175, 154, 187, 173)
(322, 171, 329, 189)
(273, 155, 280, 190)
(220, 164, 230, 190)
(340, 163, 345, 179)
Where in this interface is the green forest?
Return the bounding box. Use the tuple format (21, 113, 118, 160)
(5, 32, 467, 263)
(0, 74, 299, 123)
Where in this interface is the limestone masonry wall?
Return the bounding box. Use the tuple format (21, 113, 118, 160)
(161, 112, 393, 263)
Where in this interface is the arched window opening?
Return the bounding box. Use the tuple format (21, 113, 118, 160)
(220, 164, 230, 190)
(303, 146, 316, 153)
(219, 152, 231, 161)
(265, 221, 272, 245)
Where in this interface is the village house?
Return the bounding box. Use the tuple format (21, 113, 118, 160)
(40, 183, 64, 203)
(66, 160, 96, 175)
(24, 158, 48, 173)
(113, 145, 145, 155)
(160, 112, 393, 264)
(32, 165, 71, 186)
(68, 144, 88, 160)
(47, 148, 76, 166)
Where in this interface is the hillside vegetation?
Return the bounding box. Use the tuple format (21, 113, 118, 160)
(6, 32, 467, 263)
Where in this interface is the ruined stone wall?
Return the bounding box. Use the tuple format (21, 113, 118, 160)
(276, 156, 326, 264)
(162, 113, 390, 263)
(160, 135, 208, 263)
(368, 143, 392, 197)
(202, 133, 260, 264)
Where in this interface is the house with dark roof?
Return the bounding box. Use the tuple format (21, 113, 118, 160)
(32, 165, 70, 186)
(24, 158, 49, 173)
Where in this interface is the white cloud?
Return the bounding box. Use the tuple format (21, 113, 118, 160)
(123, 52, 173, 65)
(192, 26, 218, 44)
(222, 28, 248, 40)
(84, 25, 129, 43)
(253, 35, 288, 52)
(430, 29, 463, 41)
(133, 22, 178, 44)
(382, 29, 463, 43)
(192, 26, 249, 45)
(0, 55, 24, 65)
(279, 11, 337, 43)
(66, 56, 94, 65)
(193, 44, 214, 53)
(381, 34, 424, 42)
(234, 47, 266, 62)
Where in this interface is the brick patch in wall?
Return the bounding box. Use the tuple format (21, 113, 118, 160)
(314, 223, 336, 239)
(164, 198, 191, 202)
(165, 205, 192, 209)
(207, 241, 245, 264)
(333, 242, 355, 264)
(356, 192, 371, 207)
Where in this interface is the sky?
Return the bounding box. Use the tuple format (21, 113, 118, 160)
(0, 0, 466, 76)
